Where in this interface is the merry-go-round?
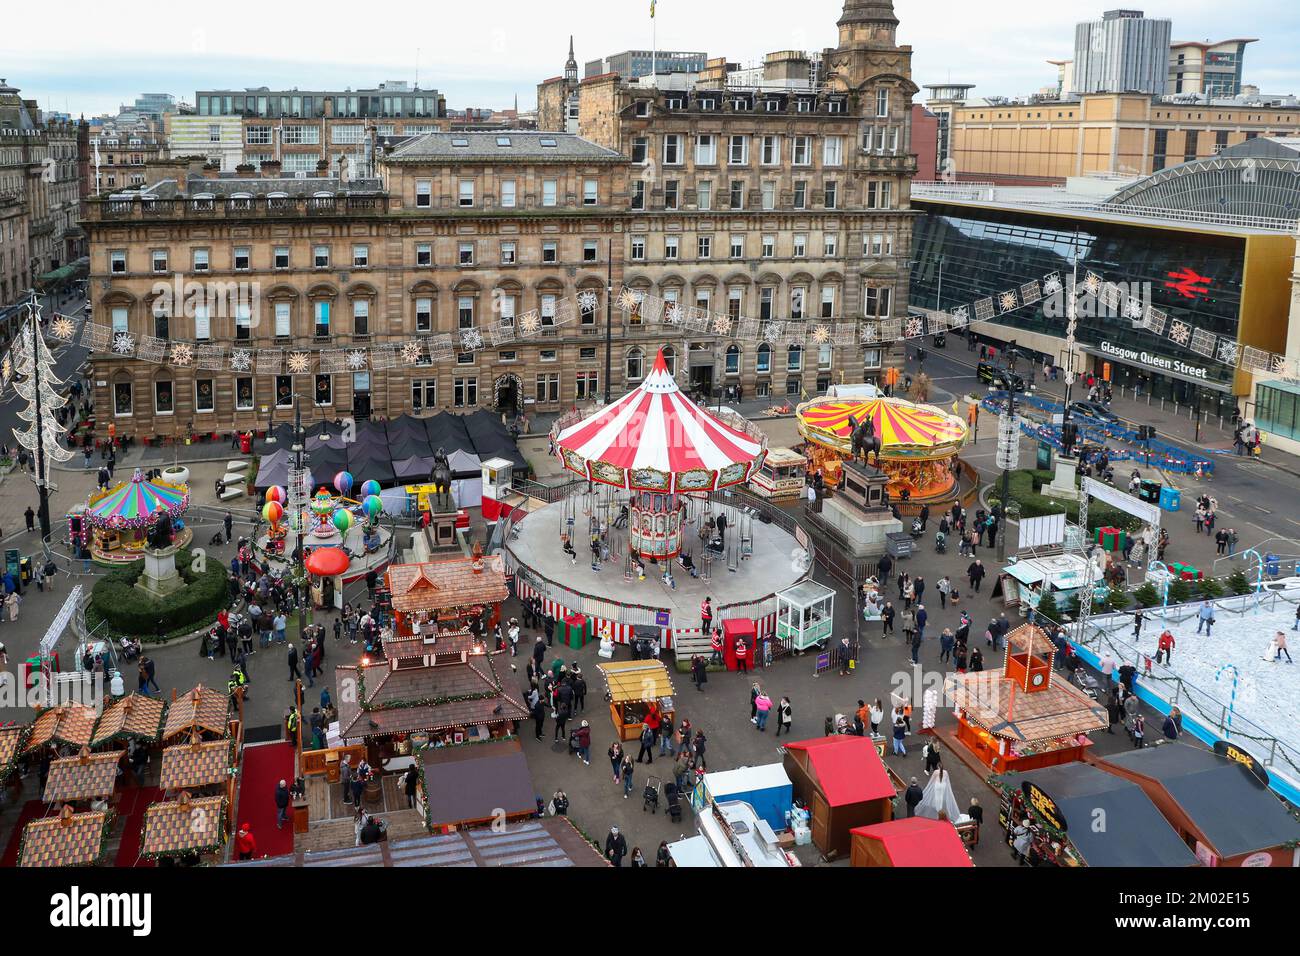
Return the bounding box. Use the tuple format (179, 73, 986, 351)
(502, 348, 813, 655)
(69, 470, 193, 565)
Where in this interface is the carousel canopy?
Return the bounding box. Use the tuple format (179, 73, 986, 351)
(86, 471, 189, 529)
(553, 348, 767, 492)
(797, 397, 968, 458)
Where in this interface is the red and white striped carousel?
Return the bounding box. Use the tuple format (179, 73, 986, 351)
(551, 347, 768, 559)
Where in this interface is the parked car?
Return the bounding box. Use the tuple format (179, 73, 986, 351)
(976, 362, 1025, 391)
(1068, 400, 1120, 422)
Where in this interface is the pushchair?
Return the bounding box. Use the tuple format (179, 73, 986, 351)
(934, 530, 947, 554)
(567, 730, 581, 756)
(1070, 667, 1100, 700)
(909, 517, 924, 539)
(643, 776, 661, 813)
(664, 780, 683, 823)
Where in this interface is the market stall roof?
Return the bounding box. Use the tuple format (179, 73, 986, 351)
(253, 448, 293, 489)
(797, 395, 968, 457)
(945, 669, 1108, 743)
(1003, 554, 1091, 590)
(334, 652, 529, 742)
(19, 806, 111, 868)
(347, 442, 396, 485)
(1098, 744, 1300, 859)
(304, 443, 349, 480)
(24, 705, 98, 754)
(161, 685, 230, 744)
(305, 547, 350, 578)
(140, 793, 226, 859)
(851, 817, 973, 867)
(447, 448, 482, 476)
(159, 736, 234, 791)
(782, 736, 896, 806)
(552, 348, 766, 491)
(385, 416, 436, 456)
(224, 817, 607, 867)
(382, 627, 477, 662)
(0, 725, 29, 782)
(465, 409, 527, 471)
(42, 748, 122, 804)
(393, 455, 435, 481)
(91, 693, 166, 747)
(386, 556, 509, 613)
(597, 659, 675, 703)
(85, 471, 189, 529)
(421, 738, 536, 828)
(424, 411, 474, 453)
(1001, 764, 1199, 867)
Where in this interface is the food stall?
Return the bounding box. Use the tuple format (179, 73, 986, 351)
(386, 554, 509, 638)
(690, 762, 793, 831)
(994, 763, 1199, 867)
(161, 685, 232, 745)
(1089, 742, 1300, 867)
(944, 624, 1107, 773)
(23, 705, 98, 756)
(597, 659, 675, 742)
(90, 693, 166, 750)
(999, 553, 1092, 615)
(305, 546, 349, 610)
(1, 725, 31, 788)
(775, 581, 836, 652)
(850, 817, 974, 868)
(749, 447, 807, 501)
(18, 805, 114, 868)
(139, 792, 228, 863)
(42, 747, 123, 807)
(781, 736, 902, 859)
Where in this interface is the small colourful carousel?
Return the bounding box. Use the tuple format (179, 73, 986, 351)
(796, 396, 968, 502)
(74, 470, 192, 564)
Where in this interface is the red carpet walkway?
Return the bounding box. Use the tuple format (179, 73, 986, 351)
(113, 787, 162, 868)
(1, 800, 48, 867)
(237, 742, 296, 858)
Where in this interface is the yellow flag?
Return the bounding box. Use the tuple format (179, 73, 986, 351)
(650, 0, 656, 16)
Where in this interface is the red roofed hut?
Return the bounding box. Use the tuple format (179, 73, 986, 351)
(850, 817, 974, 868)
(782, 735, 903, 859)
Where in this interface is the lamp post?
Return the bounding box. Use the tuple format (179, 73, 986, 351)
(26, 295, 54, 540)
(994, 356, 1034, 561)
(603, 237, 613, 405)
(291, 396, 308, 643)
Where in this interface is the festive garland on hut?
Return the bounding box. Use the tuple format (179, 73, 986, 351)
(355, 666, 508, 715)
(0, 725, 32, 784)
(91, 699, 168, 749)
(139, 796, 228, 862)
(15, 808, 117, 868)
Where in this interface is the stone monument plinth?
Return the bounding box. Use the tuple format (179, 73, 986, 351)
(135, 544, 185, 598)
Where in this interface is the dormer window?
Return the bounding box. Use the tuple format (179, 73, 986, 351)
(496, 136, 511, 146)
(451, 137, 469, 147)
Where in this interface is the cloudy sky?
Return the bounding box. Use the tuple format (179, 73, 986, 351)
(3, 0, 1297, 117)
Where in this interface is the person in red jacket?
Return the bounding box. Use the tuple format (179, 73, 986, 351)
(1157, 629, 1176, 665)
(235, 823, 257, 860)
(734, 638, 749, 673)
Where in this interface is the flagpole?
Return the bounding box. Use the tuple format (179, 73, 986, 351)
(651, 1, 657, 85)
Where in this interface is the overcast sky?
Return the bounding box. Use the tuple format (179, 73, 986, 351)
(3, 0, 1297, 117)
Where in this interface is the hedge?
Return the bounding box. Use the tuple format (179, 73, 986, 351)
(89, 549, 229, 638)
(993, 469, 1144, 533)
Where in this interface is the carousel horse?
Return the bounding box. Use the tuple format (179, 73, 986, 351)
(846, 413, 882, 467)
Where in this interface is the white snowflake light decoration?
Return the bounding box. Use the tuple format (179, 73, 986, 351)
(998, 291, 1018, 313)
(1123, 296, 1146, 321)
(1216, 339, 1239, 366)
(617, 288, 642, 311)
(460, 327, 484, 351)
(905, 317, 924, 338)
(112, 331, 136, 355)
(665, 304, 684, 325)
(401, 341, 423, 364)
(1168, 320, 1191, 346)
(1042, 273, 1063, 296)
(712, 314, 732, 336)
(229, 348, 252, 372)
(50, 316, 76, 341)
(763, 321, 784, 343)
(577, 290, 600, 313)
(287, 351, 311, 374)
(1083, 271, 1103, 294)
(170, 342, 193, 367)
(346, 349, 368, 371)
(519, 310, 542, 335)
(949, 306, 969, 327)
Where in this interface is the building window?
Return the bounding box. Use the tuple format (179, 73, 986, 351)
(114, 381, 133, 416)
(411, 378, 437, 411)
(876, 88, 889, 117)
(661, 346, 676, 376)
(151, 249, 167, 273)
(416, 179, 431, 207)
(761, 135, 780, 166)
(536, 373, 559, 403)
(663, 134, 682, 165)
(416, 243, 432, 267)
(729, 180, 744, 209)
(353, 299, 369, 336)
(352, 245, 368, 268)
(696, 180, 712, 210)
(626, 347, 644, 381)
(499, 295, 516, 327)
(792, 136, 811, 165)
(583, 179, 598, 205)
(194, 305, 210, 341)
(313, 245, 329, 268)
(821, 287, 836, 318)
(154, 380, 174, 415)
(757, 343, 771, 373)
(760, 287, 774, 320)
(793, 181, 807, 209)
(864, 348, 882, 369)
(454, 377, 478, 407)
(459, 242, 474, 266)
(314, 300, 331, 337)
(824, 234, 837, 257)
(823, 135, 843, 167)
(761, 235, 775, 258)
(235, 303, 252, 340)
(632, 138, 648, 164)
(786, 376, 801, 396)
(192, 249, 209, 272)
(575, 371, 599, 400)
(793, 234, 806, 258)
(824, 181, 838, 209)
(584, 240, 599, 263)
(275, 302, 291, 337)
(631, 181, 646, 210)
(542, 180, 557, 206)
(664, 180, 679, 209)
(695, 134, 716, 165)
(274, 246, 289, 269)
(234, 377, 254, 411)
(791, 288, 805, 319)
(726, 344, 740, 375)
(818, 343, 833, 370)
(665, 236, 679, 260)
(697, 236, 711, 259)
(314, 374, 332, 406)
(631, 236, 646, 260)
(458, 297, 475, 329)
(195, 378, 215, 413)
(730, 235, 744, 259)
(500, 179, 516, 207)
(542, 241, 557, 263)
(500, 241, 516, 265)
(761, 181, 775, 210)
(459, 180, 475, 207)
(728, 135, 749, 165)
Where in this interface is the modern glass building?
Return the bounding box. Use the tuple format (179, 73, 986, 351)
(910, 197, 1291, 416)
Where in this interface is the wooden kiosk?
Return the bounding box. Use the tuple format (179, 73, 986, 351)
(749, 447, 807, 500)
(775, 581, 835, 652)
(782, 736, 902, 859)
(944, 624, 1107, 773)
(596, 659, 675, 742)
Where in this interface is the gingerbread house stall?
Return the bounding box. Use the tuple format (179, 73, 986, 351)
(89, 693, 166, 751)
(781, 735, 902, 860)
(42, 747, 123, 807)
(22, 705, 98, 758)
(139, 791, 228, 864)
(386, 554, 509, 640)
(850, 817, 974, 868)
(944, 624, 1107, 773)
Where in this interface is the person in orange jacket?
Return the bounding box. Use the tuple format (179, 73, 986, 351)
(1157, 629, 1176, 665)
(734, 638, 749, 673)
(236, 823, 257, 860)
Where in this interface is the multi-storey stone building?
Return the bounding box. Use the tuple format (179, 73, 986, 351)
(82, 0, 920, 437)
(91, 118, 167, 192)
(539, 0, 918, 399)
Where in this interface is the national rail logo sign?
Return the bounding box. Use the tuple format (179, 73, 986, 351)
(1164, 268, 1213, 300)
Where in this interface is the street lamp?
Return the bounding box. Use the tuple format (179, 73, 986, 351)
(993, 357, 1035, 560)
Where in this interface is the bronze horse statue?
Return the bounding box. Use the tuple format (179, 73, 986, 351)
(429, 447, 453, 511)
(846, 413, 882, 467)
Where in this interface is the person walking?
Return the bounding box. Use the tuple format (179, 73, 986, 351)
(604, 827, 628, 867)
(939, 628, 955, 663)
(924, 740, 943, 774)
(937, 575, 951, 609)
(1098, 651, 1116, 690)
(635, 722, 654, 764)
(1132, 609, 1145, 639)
(1105, 686, 1123, 735)
(754, 689, 773, 731)
(774, 696, 792, 736)
(1196, 601, 1215, 636)
(575, 720, 591, 763)
(608, 741, 624, 782)
(553, 700, 572, 744)
(235, 823, 257, 861)
(904, 777, 923, 817)
(692, 729, 708, 771)
(967, 559, 985, 594)
(700, 596, 713, 633)
(1273, 631, 1293, 663)
(223, 511, 234, 543)
(24, 506, 35, 533)
(691, 653, 708, 691)
(881, 601, 895, 636)
(621, 754, 636, 797)
(891, 717, 907, 756)
(274, 779, 291, 830)
(1162, 707, 1183, 740)
(1132, 712, 1146, 748)
(286, 642, 300, 681)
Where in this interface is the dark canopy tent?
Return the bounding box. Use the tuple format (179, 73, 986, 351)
(347, 442, 396, 485)
(1001, 763, 1198, 867)
(465, 409, 526, 471)
(419, 738, 536, 830)
(393, 455, 436, 481)
(253, 449, 293, 489)
(385, 416, 436, 458)
(304, 438, 349, 487)
(423, 412, 474, 455)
